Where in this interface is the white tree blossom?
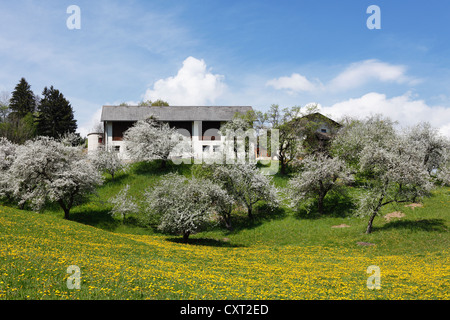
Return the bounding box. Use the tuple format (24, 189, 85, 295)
(144, 173, 232, 242)
(90, 148, 127, 180)
(108, 184, 139, 221)
(334, 116, 434, 233)
(0, 137, 16, 170)
(437, 157, 450, 186)
(0, 137, 17, 198)
(288, 153, 353, 215)
(213, 163, 279, 219)
(191, 164, 237, 229)
(59, 132, 84, 147)
(436, 142, 450, 186)
(6, 136, 103, 218)
(331, 114, 397, 168)
(123, 118, 191, 168)
(403, 122, 450, 176)
(357, 136, 433, 233)
(219, 117, 252, 133)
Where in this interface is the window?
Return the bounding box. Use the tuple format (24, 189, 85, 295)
(113, 121, 135, 141)
(167, 121, 192, 138)
(213, 145, 220, 153)
(202, 145, 210, 153)
(114, 146, 120, 153)
(321, 128, 327, 133)
(202, 121, 221, 141)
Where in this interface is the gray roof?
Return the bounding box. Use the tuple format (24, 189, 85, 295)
(100, 105, 253, 122)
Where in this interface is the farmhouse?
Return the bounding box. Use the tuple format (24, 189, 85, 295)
(294, 112, 342, 153)
(87, 105, 253, 159)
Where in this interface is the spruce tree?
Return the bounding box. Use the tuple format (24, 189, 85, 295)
(9, 78, 36, 119)
(36, 86, 77, 138)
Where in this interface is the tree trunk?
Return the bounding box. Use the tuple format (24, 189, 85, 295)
(58, 200, 71, 220)
(366, 197, 384, 234)
(280, 163, 286, 175)
(225, 221, 233, 231)
(247, 206, 253, 220)
(365, 186, 387, 234)
(317, 194, 325, 215)
(182, 231, 190, 243)
(365, 211, 377, 234)
(318, 181, 326, 215)
(278, 153, 286, 175)
(223, 212, 233, 231)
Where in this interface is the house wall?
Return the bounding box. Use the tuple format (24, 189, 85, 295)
(316, 122, 339, 135)
(318, 123, 331, 134)
(101, 120, 226, 161)
(191, 121, 224, 161)
(104, 122, 126, 155)
(87, 133, 103, 152)
(93, 120, 273, 163)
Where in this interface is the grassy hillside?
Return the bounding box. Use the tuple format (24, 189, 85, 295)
(0, 162, 449, 300)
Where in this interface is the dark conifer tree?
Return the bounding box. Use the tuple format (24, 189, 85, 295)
(36, 86, 77, 138)
(9, 78, 36, 119)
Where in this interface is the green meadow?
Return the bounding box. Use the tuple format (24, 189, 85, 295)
(0, 161, 449, 300)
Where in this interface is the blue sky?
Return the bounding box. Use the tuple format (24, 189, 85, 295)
(1, 0, 450, 137)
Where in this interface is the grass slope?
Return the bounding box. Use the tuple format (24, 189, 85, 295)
(0, 162, 449, 300)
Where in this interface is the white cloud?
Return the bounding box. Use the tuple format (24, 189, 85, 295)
(320, 92, 450, 137)
(266, 73, 320, 93)
(144, 56, 226, 105)
(266, 60, 418, 95)
(77, 107, 103, 138)
(327, 59, 413, 92)
(440, 124, 450, 138)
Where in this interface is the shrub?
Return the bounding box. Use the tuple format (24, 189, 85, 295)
(108, 185, 139, 222)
